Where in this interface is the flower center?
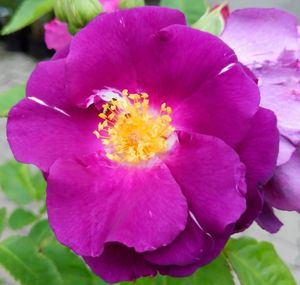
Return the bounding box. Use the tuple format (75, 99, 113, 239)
(93, 89, 174, 164)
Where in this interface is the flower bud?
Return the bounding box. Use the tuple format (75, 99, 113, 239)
(119, 0, 144, 9)
(54, 0, 102, 29)
(53, 0, 69, 22)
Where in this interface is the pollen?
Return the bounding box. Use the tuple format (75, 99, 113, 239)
(93, 90, 175, 164)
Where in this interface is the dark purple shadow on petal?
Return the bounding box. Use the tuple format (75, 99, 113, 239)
(157, 228, 231, 277)
(84, 242, 157, 283)
(234, 108, 279, 231)
(143, 215, 214, 266)
(265, 148, 300, 212)
(256, 202, 283, 233)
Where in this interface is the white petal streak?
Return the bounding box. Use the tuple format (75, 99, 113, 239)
(28, 96, 70, 117)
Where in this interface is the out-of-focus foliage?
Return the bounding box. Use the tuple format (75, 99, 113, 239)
(1, 0, 54, 35)
(0, 160, 45, 205)
(0, 208, 6, 236)
(160, 0, 208, 24)
(8, 208, 37, 230)
(0, 85, 25, 118)
(0, 0, 23, 11)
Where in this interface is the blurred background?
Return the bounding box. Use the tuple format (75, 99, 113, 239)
(212, 0, 300, 17)
(1, 0, 300, 59)
(0, 0, 300, 284)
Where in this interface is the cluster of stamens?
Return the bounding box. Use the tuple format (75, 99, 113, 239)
(93, 89, 174, 164)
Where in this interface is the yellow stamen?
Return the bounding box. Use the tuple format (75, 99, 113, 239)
(108, 113, 115, 121)
(93, 90, 175, 164)
(98, 113, 107, 119)
(122, 89, 129, 97)
(93, 130, 101, 139)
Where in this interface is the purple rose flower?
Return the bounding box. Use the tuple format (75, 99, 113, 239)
(221, 8, 300, 232)
(7, 7, 279, 283)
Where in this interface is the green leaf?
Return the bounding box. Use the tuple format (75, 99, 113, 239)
(160, 0, 209, 25)
(195, 254, 234, 284)
(29, 220, 105, 285)
(0, 0, 23, 11)
(192, 4, 225, 35)
(1, 0, 54, 35)
(0, 85, 25, 117)
(31, 172, 47, 200)
(0, 208, 7, 236)
(0, 236, 63, 285)
(225, 237, 297, 285)
(92, 276, 107, 285)
(8, 208, 36, 230)
(44, 240, 102, 285)
(0, 160, 33, 205)
(39, 203, 47, 215)
(0, 160, 46, 205)
(29, 220, 53, 246)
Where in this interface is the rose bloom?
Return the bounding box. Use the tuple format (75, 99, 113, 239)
(222, 8, 300, 231)
(7, 7, 279, 283)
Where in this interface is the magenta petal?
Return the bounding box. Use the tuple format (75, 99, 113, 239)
(235, 108, 279, 230)
(238, 107, 279, 192)
(52, 45, 70, 60)
(221, 8, 299, 65)
(256, 203, 283, 233)
(44, 19, 72, 51)
(133, 25, 237, 108)
(265, 149, 300, 212)
(66, 7, 185, 106)
(7, 99, 99, 172)
(26, 59, 69, 109)
(165, 131, 247, 235)
(172, 63, 260, 146)
(47, 156, 188, 256)
(143, 215, 213, 266)
(84, 243, 156, 283)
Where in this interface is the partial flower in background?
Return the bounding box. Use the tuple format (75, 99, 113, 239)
(100, 0, 120, 12)
(221, 8, 300, 231)
(44, 19, 72, 51)
(7, 7, 280, 283)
